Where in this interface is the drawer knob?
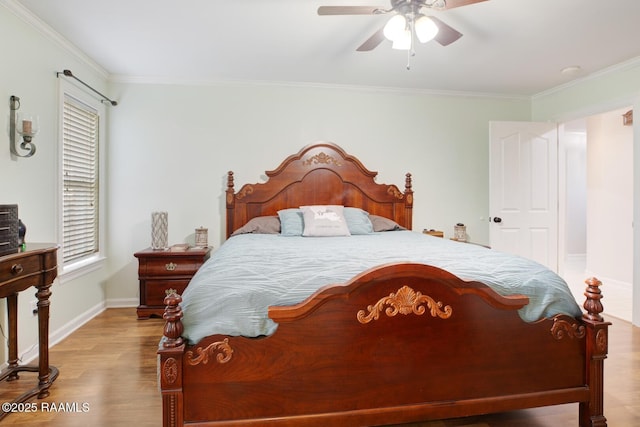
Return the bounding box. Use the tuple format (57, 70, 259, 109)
(11, 263, 24, 275)
(165, 262, 177, 271)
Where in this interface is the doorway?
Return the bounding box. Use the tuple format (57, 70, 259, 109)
(559, 107, 633, 322)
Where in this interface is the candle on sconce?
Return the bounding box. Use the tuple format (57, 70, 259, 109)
(22, 120, 32, 135)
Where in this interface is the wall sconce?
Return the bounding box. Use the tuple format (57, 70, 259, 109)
(9, 95, 39, 158)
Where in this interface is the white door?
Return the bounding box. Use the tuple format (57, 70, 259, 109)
(489, 121, 559, 271)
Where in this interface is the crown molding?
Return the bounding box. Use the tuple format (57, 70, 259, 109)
(1, 0, 109, 79)
(109, 73, 530, 101)
(533, 55, 640, 100)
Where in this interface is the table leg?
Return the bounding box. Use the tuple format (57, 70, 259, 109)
(35, 282, 52, 398)
(6, 293, 19, 381)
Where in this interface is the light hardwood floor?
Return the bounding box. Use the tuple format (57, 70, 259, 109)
(1, 308, 638, 426)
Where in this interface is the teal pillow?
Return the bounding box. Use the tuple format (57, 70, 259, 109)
(277, 208, 304, 236)
(344, 207, 374, 235)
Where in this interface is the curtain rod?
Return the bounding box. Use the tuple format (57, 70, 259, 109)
(56, 69, 118, 106)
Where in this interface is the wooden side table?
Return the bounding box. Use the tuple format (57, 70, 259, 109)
(134, 246, 212, 319)
(423, 229, 444, 238)
(0, 243, 59, 419)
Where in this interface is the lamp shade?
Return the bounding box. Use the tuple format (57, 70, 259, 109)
(415, 15, 439, 43)
(383, 14, 407, 41)
(392, 29, 412, 50)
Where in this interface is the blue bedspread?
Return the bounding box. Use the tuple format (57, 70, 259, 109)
(180, 231, 582, 343)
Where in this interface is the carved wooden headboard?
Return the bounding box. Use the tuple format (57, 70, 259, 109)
(225, 142, 413, 239)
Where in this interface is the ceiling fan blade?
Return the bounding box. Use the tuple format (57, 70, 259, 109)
(317, 6, 382, 15)
(441, 0, 489, 10)
(356, 28, 386, 51)
(430, 16, 463, 46)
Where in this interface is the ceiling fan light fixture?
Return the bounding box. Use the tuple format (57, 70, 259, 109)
(383, 14, 407, 41)
(415, 15, 439, 43)
(391, 29, 412, 50)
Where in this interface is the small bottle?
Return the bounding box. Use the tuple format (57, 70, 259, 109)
(18, 219, 26, 250)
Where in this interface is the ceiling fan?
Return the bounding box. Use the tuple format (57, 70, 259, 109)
(318, 0, 488, 52)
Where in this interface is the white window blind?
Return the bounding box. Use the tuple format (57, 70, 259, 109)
(62, 96, 99, 264)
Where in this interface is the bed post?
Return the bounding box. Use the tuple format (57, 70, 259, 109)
(226, 171, 235, 239)
(579, 277, 611, 427)
(404, 173, 413, 230)
(158, 290, 185, 427)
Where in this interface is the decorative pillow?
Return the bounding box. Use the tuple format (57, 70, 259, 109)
(231, 216, 281, 236)
(300, 205, 351, 237)
(277, 208, 304, 236)
(344, 207, 374, 235)
(369, 215, 405, 232)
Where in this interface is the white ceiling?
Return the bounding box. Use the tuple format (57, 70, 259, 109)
(12, 0, 640, 96)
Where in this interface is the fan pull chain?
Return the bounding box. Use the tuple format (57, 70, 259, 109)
(406, 16, 416, 70)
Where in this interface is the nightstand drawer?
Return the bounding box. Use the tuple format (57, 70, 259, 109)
(144, 279, 191, 306)
(139, 258, 200, 277)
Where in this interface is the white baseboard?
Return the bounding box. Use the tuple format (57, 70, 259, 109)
(18, 301, 106, 365)
(565, 253, 587, 263)
(13, 298, 142, 367)
(106, 298, 139, 308)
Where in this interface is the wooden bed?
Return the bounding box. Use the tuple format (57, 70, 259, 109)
(158, 142, 610, 427)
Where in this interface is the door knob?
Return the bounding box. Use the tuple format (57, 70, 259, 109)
(492, 217, 502, 223)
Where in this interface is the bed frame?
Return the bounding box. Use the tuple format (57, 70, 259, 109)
(158, 142, 610, 427)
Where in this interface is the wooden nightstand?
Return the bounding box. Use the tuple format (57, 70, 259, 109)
(423, 229, 444, 238)
(134, 246, 212, 319)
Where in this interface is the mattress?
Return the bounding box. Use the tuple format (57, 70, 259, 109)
(180, 231, 582, 343)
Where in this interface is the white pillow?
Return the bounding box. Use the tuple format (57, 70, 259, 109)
(300, 205, 351, 237)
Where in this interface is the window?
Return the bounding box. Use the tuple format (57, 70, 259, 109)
(59, 82, 105, 276)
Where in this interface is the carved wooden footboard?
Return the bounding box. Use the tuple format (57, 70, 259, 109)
(158, 263, 610, 427)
